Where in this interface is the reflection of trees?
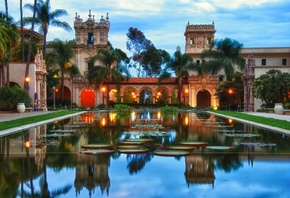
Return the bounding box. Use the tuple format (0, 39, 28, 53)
(126, 153, 153, 174)
(86, 125, 111, 144)
(213, 154, 242, 173)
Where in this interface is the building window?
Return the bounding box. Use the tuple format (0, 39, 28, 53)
(282, 58, 287, 66)
(261, 59, 266, 66)
(206, 37, 211, 44)
(87, 33, 94, 44)
(196, 60, 200, 65)
(190, 37, 194, 44)
(219, 75, 224, 81)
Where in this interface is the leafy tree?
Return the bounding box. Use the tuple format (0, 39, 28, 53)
(126, 27, 152, 77)
(23, 0, 72, 58)
(88, 48, 130, 105)
(159, 49, 194, 105)
(201, 37, 245, 81)
(215, 72, 244, 106)
(141, 45, 170, 77)
(252, 69, 290, 106)
(0, 12, 19, 86)
(47, 39, 75, 103)
(11, 40, 41, 62)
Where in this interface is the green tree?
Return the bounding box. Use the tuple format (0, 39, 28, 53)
(159, 49, 194, 105)
(252, 69, 290, 106)
(0, 12, 19, 86)
(23, 0, 72, 58)
(88, 48, 130, 105)
(141, 45, 170, 77)
(201, 37, 245, 81)
(126, 27, 152, 77)
(47, 39, 75, 103)
(215, 72, 244, 107)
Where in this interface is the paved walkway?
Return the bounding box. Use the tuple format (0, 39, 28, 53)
(0, 110, 54, 122)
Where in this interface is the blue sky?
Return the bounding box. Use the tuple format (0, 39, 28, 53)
(1, 0, 290, 55)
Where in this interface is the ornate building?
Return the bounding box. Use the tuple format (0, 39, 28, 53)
(60, 13, 290, 111)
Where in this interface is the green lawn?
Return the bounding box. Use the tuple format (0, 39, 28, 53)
(211, 110, 290, 131)
(0, 110, 82, 131)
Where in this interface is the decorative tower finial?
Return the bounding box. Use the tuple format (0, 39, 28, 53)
(88, 10, 92, 18)
(106, 13, 109, 20)
(176, 45, 181, 52)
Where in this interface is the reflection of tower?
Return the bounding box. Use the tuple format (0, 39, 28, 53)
(243, 54, 255, 112)
(184, 154, 215, 187)
(75, 154, 110, 197)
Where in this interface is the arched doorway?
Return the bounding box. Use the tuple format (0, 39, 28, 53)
(197, 90, 211, 108)
(81, 88, 95, 107)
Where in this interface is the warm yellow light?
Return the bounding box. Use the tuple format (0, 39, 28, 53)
(228, 89, 233, 94)
(64, 62, 72, 68)
(25, 77, 30, 82)
(102, 87, 106, 92)
(25, 141, 30, 148)
(101, 117, 106, 127)
(228, 118, 233, 124)
(53, 74, 58, 78)
(184, 115, 189, 126)
(185, 89, 188, 93)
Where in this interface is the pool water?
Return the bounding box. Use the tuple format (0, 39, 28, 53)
(1, 111, 289, 198)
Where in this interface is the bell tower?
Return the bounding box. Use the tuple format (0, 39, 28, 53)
(184, 21, 216, 56)
(73, 10, 110, 74)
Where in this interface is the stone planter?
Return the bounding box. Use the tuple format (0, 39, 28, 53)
(274, 103, 284, 114)
(17, 103, 25, 113)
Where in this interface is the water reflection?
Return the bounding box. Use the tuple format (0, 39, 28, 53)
(0, 110, 290, 197)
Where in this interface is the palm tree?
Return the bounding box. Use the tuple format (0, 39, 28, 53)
(0, 12, 19, 87)
(159, 49, 193, 105)
(24, 0, 37, 90)
(23, 0, 72, 58)
(47, 39, 75, 103)
(201, 37, 245, 81)
(88, 48, 130, 105)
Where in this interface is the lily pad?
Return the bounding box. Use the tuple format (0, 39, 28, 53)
(118, 148, 149, 154)
(167, 145, 195, 151)
(179, 141, 208, 147)
(80, 149, 115, 155)
(206, 146, 235, 150)
(81, 144, 112, 149)
(154, 150, 190, 157)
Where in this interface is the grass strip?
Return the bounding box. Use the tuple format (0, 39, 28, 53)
(211, 110, 290, 130)
(0, 110, 81, 131)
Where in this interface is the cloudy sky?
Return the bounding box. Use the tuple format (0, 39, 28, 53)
(1, 0, 290, 55)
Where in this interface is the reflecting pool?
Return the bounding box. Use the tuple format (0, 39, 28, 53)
(0, 110, 290, 198)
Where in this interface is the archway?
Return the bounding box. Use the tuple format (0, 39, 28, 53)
(197, 90, 211, 108)
(81, 88, 95, 107)
(139, 89, 152, 104)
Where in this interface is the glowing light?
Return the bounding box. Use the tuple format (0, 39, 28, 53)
(157, 111, 161, 120)
(25, 141, 30, 148)
(228, 89, 233, 94)
(102, 87, 106, 92)
(184, 115, 189, 126)
(25, 77, 30, 82)
(101, 117, 106, 127)
(185, 89, 188, 93)
(228, 118, 233, 124)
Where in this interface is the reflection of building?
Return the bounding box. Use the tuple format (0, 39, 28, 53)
(74, 154, 110, 197)
(184, 154, 215, 186)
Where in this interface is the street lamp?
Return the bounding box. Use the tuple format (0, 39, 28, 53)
(228, 88, 233, 111)
(53, 86, 56, 110)
(25, 77, 30, 92)
(185, 88, 188, 105)
(102, 87, 106, 105)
